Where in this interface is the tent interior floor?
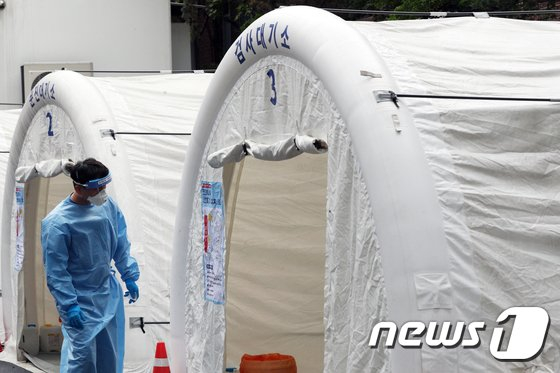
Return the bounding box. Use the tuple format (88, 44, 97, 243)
(21, 353, 58, 373)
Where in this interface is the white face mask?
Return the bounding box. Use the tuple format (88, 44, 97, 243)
(87, 189, 109, 206)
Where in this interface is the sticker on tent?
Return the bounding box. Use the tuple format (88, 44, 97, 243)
(14, 183, 25, 272)
(201, 181, 225, 304)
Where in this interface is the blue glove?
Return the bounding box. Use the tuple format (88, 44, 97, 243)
(67, 305, 85, 329)
(124, 280, 139, 304)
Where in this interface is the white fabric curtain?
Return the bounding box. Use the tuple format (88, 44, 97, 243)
(324, 122, 389, 372)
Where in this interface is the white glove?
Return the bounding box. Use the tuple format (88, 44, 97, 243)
(62, 159, 75, 177)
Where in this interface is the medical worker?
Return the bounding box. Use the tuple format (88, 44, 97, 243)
(41, 158, 140, 372)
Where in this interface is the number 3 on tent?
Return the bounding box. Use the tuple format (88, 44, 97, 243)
(267, 69, 277, 105)
(46, 112, 54, 136)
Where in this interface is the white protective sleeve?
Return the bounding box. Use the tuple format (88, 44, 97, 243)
(14, 159, 73, 183)
(207, 135, 328, 168)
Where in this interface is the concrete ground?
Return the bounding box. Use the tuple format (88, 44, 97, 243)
(0, 361, 33, 372)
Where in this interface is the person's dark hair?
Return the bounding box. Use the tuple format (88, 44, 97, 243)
(69, 158, 109, 186)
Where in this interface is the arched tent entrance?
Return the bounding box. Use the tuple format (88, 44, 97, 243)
(0, 70, 146, 371)
(171, 6, 560, 373)
(171, 5, 450, 372)
(1, 70, 214, 372)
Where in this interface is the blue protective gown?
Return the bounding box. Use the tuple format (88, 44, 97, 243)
(41, 195, 140, 373)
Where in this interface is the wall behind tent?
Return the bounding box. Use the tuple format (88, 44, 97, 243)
(0, 0, 172, 105)
(172, 22, 192, 71)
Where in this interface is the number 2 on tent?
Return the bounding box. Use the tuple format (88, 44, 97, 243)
(267, 69, 277, 105)
(46, 112, 54, 137)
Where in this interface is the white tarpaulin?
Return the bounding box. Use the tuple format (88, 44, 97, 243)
(170, 6, 560, 373)
(353, 17, 560, 372)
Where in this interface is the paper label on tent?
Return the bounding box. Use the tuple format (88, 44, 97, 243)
(14, 183, 25, 272)
(201, 181, 225, 304)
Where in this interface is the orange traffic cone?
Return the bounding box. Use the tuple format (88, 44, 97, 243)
(153, 341, 171, 373)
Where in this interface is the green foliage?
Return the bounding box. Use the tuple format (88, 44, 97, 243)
(176, 0, 558, 68)
(179, 0, 558, 28)
(181, 0, 275, 36)
(181, 1, 219, 40)
(234, 0, 276, 30)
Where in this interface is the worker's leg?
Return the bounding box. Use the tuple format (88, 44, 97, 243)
(60, 325, 97, 372)
(95, 299, 125, 373)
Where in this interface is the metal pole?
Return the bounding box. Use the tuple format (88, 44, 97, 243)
(27, 69, 215, 75)
(114, 132, 192, 136)
(396, 93, 560, 102)
(322, 8, 560, 17)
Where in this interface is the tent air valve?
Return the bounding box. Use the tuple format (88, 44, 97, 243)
(360, 70, 383, 79)
(374, 90, 399, 108)
(100, 129, 116, 140)
(129, 317, 170, 334)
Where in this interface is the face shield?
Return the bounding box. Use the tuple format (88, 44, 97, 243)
(73, 172, 112, 190)
(73, 173, 112, 206)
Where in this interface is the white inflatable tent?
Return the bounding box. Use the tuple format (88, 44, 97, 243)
(170, 6, 560, 373)
(0, 71, 212, 372)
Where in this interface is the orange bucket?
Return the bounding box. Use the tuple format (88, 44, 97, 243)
(240, 353, 297, 373)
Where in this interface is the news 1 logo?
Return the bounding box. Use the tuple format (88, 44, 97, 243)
(369, 307, 550, 361)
